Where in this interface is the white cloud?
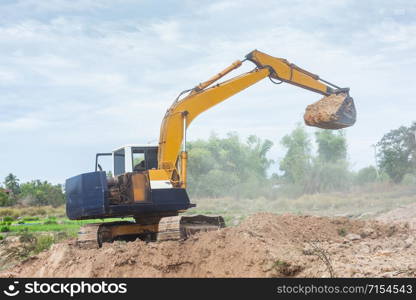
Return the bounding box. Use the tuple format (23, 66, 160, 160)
(206, 0, 240, 13)
(0, 116, 46, 131)
(150, 20, 181, 42)
(0, 70, 18, 83)
(2, 0, 112, 14)
(368, 21, 416, 51)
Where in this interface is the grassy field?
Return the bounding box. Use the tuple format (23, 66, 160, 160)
(0, 206, 133, 239)
(3, 218, 134, 236)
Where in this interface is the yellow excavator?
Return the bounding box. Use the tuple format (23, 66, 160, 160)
(65, 50, 356, 247)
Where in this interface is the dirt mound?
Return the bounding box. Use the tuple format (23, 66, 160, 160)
(377, 202, 416, 231)
(304, 93, 346, 125)
(1, 213, 414, 278)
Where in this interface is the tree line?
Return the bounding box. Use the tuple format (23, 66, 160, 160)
(0, 121, 414, 206)
(187, 121, 416, 198)
(0, 175, 64, 207)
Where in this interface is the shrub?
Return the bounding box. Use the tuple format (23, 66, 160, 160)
(354, 166, 378, 186)
(0, 190, 13, 207)
(304, 160, 352, 194)
(3, 216, 13, 222)
(55, 231, 70, 241)
(34, 235, 55, 253)
(337, 228, 347, 237)
(402, 173, 416, 186)
(19, 232, 36, 243)
(1, 225, 10, 232)
(43, 217, 57, 225)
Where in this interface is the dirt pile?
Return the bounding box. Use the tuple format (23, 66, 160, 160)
(0, 236, 27, 271)
(1, 213, 414, 278)
(304, 93, 347, 125)
(376, 202, 416, 231)
(304, 92, 356, 129)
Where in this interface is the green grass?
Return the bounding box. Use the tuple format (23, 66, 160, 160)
(10, 223, 80, 234)
(337, 228, 347, 237)
(0, 231, 75, 266)
(4, 217, 134, 237)
(34, 235, 55, 253)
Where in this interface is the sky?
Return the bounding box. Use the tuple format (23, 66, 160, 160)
(0, 0, 415, 184)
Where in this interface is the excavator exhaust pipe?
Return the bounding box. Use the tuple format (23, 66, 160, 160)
(304, 90, 356, 129)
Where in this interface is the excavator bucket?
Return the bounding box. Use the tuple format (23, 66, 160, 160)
(303, 92, 356, 129)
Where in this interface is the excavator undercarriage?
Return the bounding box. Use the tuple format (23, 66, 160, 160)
(77, 215, 225, 248)
(71, 172, 224, 248)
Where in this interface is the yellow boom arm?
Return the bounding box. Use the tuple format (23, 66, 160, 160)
(155, 50, 344, 186)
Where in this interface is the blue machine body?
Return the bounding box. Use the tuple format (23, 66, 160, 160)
(65, 171, 193, 220)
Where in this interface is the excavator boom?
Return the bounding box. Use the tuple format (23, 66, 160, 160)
(157, 49, 356, 185)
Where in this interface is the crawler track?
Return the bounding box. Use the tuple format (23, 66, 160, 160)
(77, 215, 225, 248)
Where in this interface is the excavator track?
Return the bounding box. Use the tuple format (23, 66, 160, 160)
(157, 215, 225, 241)
(76, 223, 102, 248)
(76, 215, 225, 248)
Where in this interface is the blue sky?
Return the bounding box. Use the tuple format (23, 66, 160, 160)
(1, 0, 415, 184)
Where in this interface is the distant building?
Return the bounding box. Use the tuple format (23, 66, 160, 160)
(0, 188, 10, 195)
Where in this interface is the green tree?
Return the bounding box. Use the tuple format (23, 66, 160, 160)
(305, 160, 352, 193)
(377, 122, 416, 183)
(246, 135, 274, 178)
(279, 124, 312, 185)
(4, 173, 20, 195)
(315, 130, 347, 162)
(19, 180, 65, 207)
(187, 132, 273, 198)
(354, 166, 378, 186)
(0, 190, 11, 207)
(303, 129, 351, 193)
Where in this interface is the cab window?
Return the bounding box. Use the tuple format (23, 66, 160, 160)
(132, 151, 145, 172)
(132, 147, 158, 172)
(114, 149, 125, 176)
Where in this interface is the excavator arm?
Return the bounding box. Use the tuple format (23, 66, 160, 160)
(246, 50, 336, 95)
(155, 50, 355, 186)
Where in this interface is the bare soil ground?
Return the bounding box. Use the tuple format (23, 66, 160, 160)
(1, 211, 416, 278)
(376, 202, 416, 230)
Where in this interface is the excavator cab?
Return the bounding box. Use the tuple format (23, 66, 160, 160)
(95, 145, 158, 175)
(66, 144, 194, 221)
